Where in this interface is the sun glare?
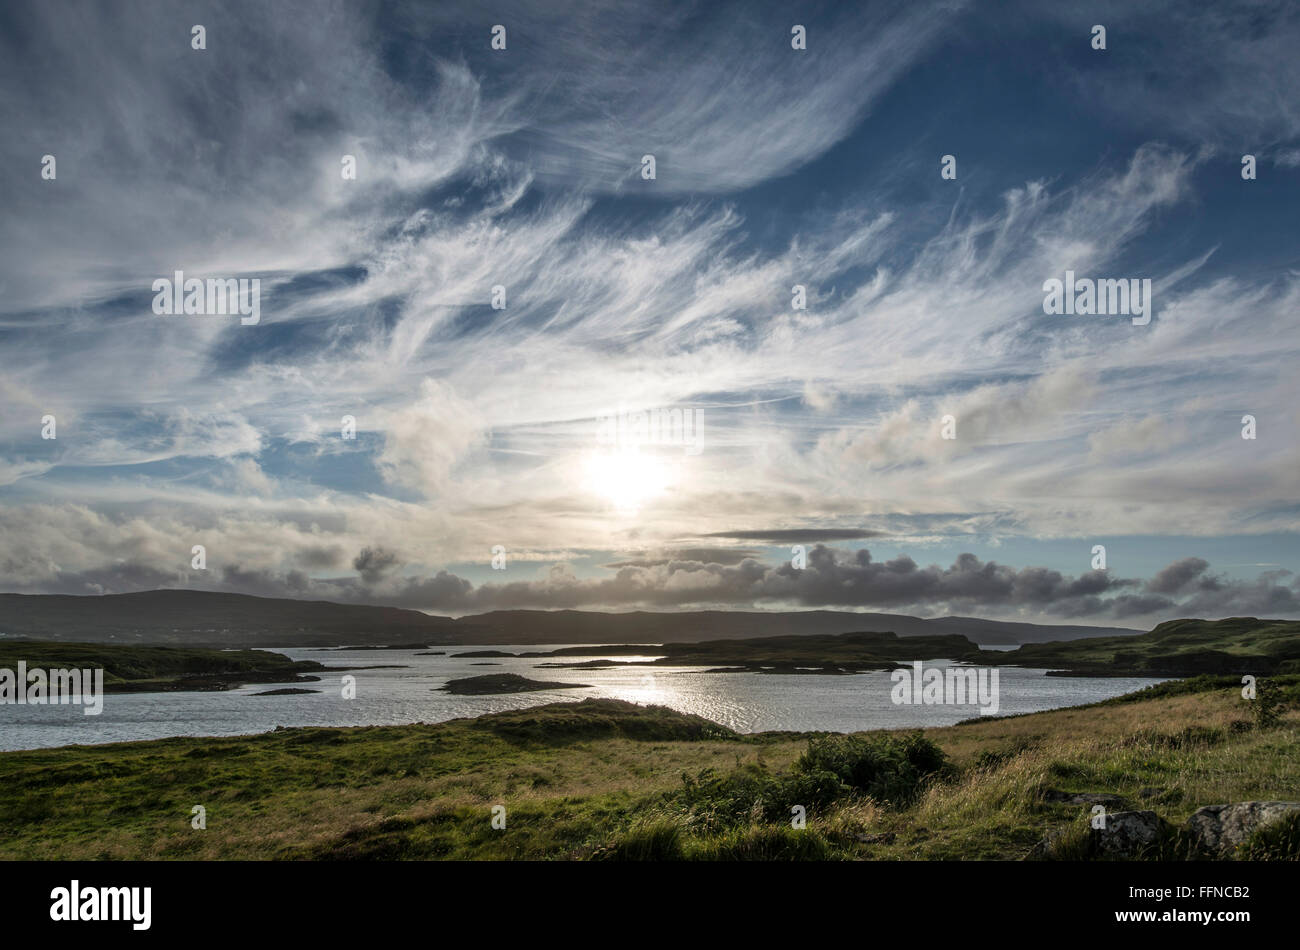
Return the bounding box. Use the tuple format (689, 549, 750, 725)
(583, 449, 671, 513)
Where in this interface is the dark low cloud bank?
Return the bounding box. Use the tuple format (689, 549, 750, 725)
(12, 547, 1299, 623)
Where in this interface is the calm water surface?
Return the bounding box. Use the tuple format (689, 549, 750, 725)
(0, 644, 1168, 751)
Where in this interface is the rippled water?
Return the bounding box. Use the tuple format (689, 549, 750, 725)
(0, 645, 1169, 751)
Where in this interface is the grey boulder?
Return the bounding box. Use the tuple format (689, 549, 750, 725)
(1095, 810, 1166, 857)
(1184, 802, 1300, 855)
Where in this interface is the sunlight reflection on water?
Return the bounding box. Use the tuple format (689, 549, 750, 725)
(0, 644, 1168, 750)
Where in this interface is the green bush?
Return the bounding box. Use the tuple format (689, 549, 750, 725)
(1249, 679, 1286, 730)
(794, 731, 948, 806)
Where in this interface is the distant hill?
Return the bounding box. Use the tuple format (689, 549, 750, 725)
(449, 608, 1142, 646)
(0, 589, 1143, 648)
(972, 616, 1300, 676)
(0, 590, 458, 647)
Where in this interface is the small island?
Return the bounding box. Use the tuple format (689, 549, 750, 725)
(0, 641, 327, 693)
(341, 642, 436, 651)
(526, 631, 975, 675)
(438, 673, 591, 696)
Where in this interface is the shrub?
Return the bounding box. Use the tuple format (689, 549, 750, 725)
(794, 731, 948, 807)
(758, 769, 848, 821)
(1249, 678, 1286, 730)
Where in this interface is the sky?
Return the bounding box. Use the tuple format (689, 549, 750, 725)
(1, 0, 1298, 625)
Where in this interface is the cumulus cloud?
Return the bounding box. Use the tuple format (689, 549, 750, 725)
(1145, 557, 1212, 595)
(408, 548, 1297, 620)
(375, 379, 484, 498)
(11, 540, 1295, 628)
(352, 546, 400, 584)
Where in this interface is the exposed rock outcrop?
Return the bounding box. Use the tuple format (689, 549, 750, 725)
(1095, 810, 1167, 857)
(1184, 802, 1300, 855)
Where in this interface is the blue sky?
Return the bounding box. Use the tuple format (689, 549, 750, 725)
(1, 0, 1298, 623)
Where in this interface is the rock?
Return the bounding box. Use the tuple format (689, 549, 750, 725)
(1028, 809, 1168, 860)
(1138, 787, 1162, 799)
(1095, 810, 1166, 858)
(1184, 802, 1300, 856)
(1043, 789, 1130, 808)
(252, 687, 321, 696)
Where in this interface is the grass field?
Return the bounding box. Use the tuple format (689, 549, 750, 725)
(1, 675, 1296, 861)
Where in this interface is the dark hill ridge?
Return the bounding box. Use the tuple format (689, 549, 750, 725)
(0, 589, 1143, 648)
(968, 617, 1300, 676)
(417, 607, 1142, 647)
(449, 608, 1127, 645)
(0, 590, 458, 647)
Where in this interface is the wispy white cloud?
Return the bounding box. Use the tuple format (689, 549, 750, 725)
(0, 1, 1297, 618)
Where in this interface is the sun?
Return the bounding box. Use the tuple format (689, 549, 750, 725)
(583, 448, 671, 513)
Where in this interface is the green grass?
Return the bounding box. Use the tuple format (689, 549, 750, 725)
(1, 679, 1296, 861)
